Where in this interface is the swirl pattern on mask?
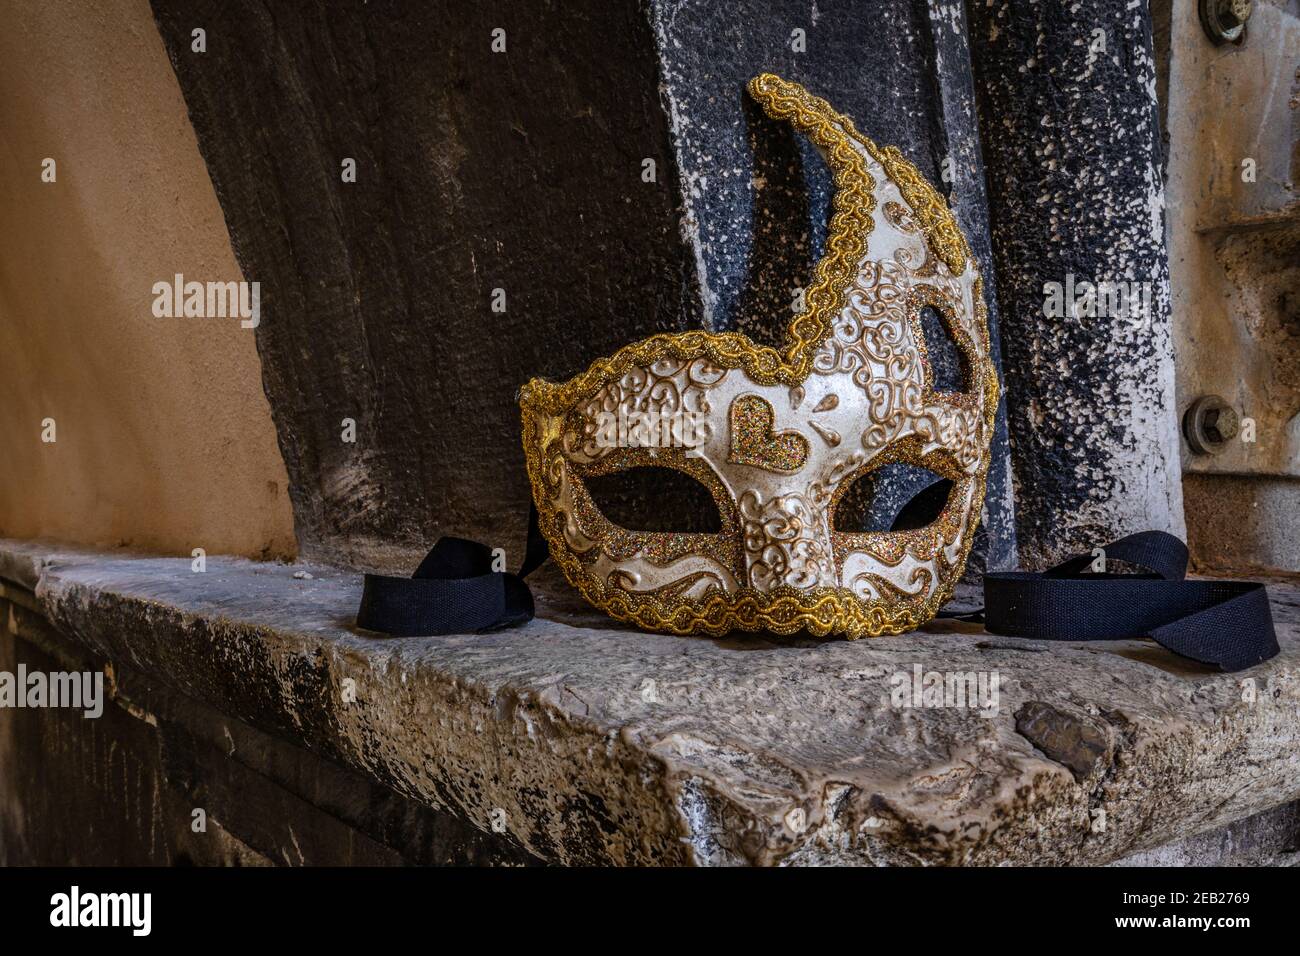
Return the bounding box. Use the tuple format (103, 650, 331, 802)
(739, 489, 836, 590)
(565, 357, 725, 463)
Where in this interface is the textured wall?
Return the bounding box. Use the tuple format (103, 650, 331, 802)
(0, 0, 1195, 574)
(1162, 0, 1299, 574)
(150, 0, 1017, 573)
(150, 0, 697, 571)
(969, 0, 1186, 566)
(0, 0, 295, 558)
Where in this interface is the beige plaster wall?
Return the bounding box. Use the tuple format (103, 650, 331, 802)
(0, 0, 296, 558)
(1163, 0, 1300, 573)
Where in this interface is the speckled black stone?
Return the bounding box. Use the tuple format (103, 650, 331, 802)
(968, 0, 1178, 566)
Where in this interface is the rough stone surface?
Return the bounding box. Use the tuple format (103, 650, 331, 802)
(968, 0, 1186, 567)
(1183, 474, 1300, 577)
(1014, 700, 1116, 783)
(1112, 798, 1300, 867)
(4, 538, 1298, 866)
(0, 578, 537, 866)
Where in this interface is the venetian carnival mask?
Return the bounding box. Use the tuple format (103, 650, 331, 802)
(518, 74, 999, 639)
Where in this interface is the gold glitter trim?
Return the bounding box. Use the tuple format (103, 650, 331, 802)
(728, 394, 811, 473)
(867, 144, 970, 277)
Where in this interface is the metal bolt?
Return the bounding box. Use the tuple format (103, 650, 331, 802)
(1183, 395, 1240, 455)
(1205, 405, 1239, 444)
(1199, 0, 1252, 45)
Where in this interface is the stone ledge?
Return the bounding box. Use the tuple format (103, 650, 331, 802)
(2, 538, 1298, 865)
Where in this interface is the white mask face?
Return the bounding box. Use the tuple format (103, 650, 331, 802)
(520, 73, 999, 638)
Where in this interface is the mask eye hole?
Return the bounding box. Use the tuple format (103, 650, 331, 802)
(918, 304, 968, 393)
(583, 466, 722, 533)
(833, 463, 951, 533)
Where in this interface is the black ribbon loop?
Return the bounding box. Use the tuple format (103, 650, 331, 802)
(983, 530, 1278, 672)
(355, 506, 549, 636)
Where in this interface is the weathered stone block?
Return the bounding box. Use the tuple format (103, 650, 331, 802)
(4, 538, 1297, 865)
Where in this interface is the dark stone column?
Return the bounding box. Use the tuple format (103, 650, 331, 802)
(150, 0, 696, 569)
(968, 0, 1184, 566)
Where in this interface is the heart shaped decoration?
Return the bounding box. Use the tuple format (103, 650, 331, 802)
(728, 394, 810, 473)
